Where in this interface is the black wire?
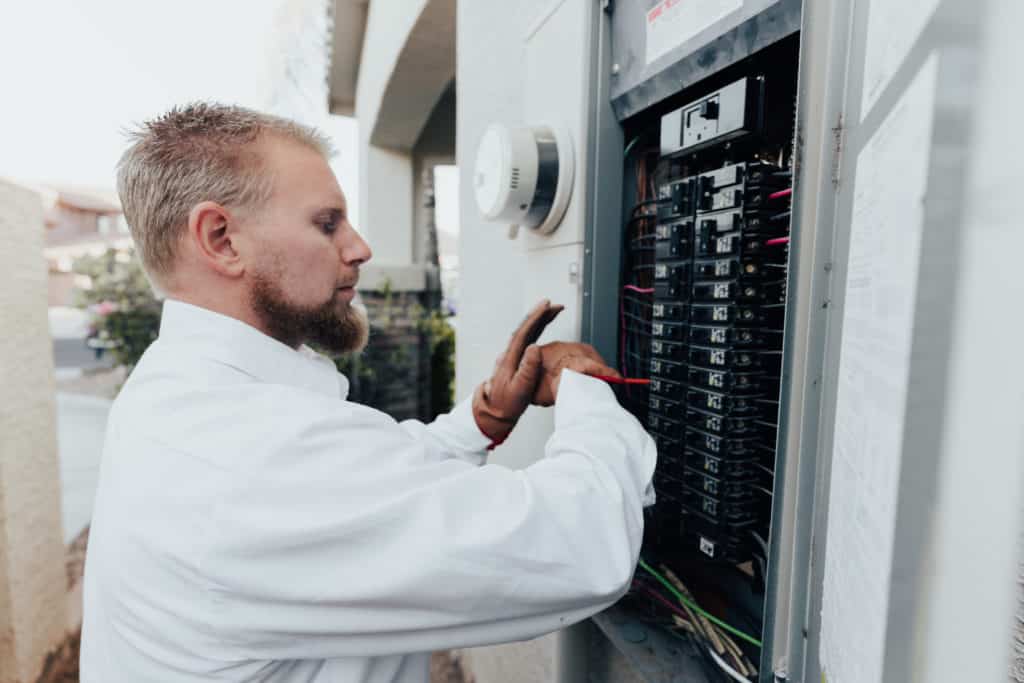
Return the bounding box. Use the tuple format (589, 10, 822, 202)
(627, 213, 659, 227)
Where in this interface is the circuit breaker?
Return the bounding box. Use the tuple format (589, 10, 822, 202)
(646, 157, 790, 565)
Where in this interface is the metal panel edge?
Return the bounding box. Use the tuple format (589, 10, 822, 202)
(758, 0, 849, 680)
(581, 1, 624, 365)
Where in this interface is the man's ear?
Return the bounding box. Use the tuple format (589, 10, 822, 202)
(188, 201, 244, 278)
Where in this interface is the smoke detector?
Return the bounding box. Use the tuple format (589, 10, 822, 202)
(473, 123, 574, 238)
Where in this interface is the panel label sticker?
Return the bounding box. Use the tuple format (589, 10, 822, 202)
(646, 0, 744, 65)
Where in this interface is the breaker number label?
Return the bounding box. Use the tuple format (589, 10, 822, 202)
(710, 327, 727, 343)
(699, 536, 717, 558)
(712, 306, 729, 321)
(714, 259, 731, 276)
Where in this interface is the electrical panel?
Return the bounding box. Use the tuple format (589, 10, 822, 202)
(615, 36, 800, 680)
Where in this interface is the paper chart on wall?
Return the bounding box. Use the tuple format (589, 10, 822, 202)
(819, 53, 938, 683)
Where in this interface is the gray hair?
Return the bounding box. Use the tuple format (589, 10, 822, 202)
(116, 102, 332, 283)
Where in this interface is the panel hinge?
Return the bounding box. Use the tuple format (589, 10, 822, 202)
(831, 114, 844, 188)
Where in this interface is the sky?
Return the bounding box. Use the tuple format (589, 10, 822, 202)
(0, 0, 462, 248)
(0, 0, 362, 224)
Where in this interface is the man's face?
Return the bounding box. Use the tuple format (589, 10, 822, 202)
(241, 135, 372, 353)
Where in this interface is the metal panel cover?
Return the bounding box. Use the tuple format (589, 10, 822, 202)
(608, 0, 800, 121)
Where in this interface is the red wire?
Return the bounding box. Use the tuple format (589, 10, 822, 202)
(594, 375, 651, 385)
(768, 188, 792, 200)
(619, 294, 627, 380)
(624, 285, 655, 294)
(765, 237, 790, 246)
(633, 583, 693, 623)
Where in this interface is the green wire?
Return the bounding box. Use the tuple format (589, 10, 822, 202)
(623, 136, 640, 158)
(637, 557, 763, 648)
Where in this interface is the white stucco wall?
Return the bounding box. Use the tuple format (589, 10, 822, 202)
(267, 0, 362, 228)
(0, 180, 68, 683)
(352, 0, 425, 266)
(454, 1, 564, 680)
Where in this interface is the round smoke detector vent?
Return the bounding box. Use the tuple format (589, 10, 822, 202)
(473, 123, 574, 237)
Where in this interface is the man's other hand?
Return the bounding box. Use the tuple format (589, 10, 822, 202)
(532, 342, 620, 407)
(473, 300, 564, 445)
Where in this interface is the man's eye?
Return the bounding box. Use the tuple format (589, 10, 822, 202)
(318, 220, 338, 234)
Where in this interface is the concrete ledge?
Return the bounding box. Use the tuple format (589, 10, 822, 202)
(359, 263, 428, 292)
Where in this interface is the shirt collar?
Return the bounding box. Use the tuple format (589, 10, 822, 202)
(158, 299, 349, 399)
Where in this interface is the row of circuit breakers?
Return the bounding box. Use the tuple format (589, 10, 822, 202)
(646, 161, 789, 563)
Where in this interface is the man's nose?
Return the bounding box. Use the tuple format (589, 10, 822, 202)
(340, 225, 372, 266)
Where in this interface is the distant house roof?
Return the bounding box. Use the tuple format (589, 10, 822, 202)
(49, 188, 121, 215)
(39, 186, 121, 230)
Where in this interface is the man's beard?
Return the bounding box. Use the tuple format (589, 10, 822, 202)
(250, 272, 369, 355)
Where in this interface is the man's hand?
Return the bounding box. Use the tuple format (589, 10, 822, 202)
(473, 300, 564, 445)
(532, 342, 620, 407)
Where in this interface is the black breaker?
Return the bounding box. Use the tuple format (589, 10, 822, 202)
(645, 159, 789, 565)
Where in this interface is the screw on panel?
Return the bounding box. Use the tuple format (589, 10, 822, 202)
(611, 63, 620, 76)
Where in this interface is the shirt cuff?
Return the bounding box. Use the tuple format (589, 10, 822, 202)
(553, 369, 619, 429)
(449, 394, 494, 454)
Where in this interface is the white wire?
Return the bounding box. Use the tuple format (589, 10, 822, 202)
(707, 646, 751, 682)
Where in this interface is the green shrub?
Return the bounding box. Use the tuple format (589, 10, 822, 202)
(72, 248, 161, 372)
(72, 250, 456, 419)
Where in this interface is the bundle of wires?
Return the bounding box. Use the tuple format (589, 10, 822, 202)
(631, 558, 762, 682)
(619, 137, 664, 419)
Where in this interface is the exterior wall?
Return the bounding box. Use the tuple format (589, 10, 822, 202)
(455, 1, 563, 680)
(354, 0, 423, 265)
(352, 0, 454, 269)
(0, 180, 69, 683)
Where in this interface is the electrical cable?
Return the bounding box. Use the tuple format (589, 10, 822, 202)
(749, 530, 769, 559)
(764, 236, 790, 246)
(637, 558, 763, 647)
(623, 285, 655, 294)
(632, 583, 695, 625)
(624, 136, 641, 158)
(631, 199, 665, 211)
(707, 646, 752, 682)
(768, 188, 792, 200)
(595, 375, 650, 385)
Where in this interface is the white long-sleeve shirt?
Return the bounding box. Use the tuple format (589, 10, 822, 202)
(80, 299, 656, 683)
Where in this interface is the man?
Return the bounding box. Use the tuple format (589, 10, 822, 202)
(80, 103, 656, 682)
